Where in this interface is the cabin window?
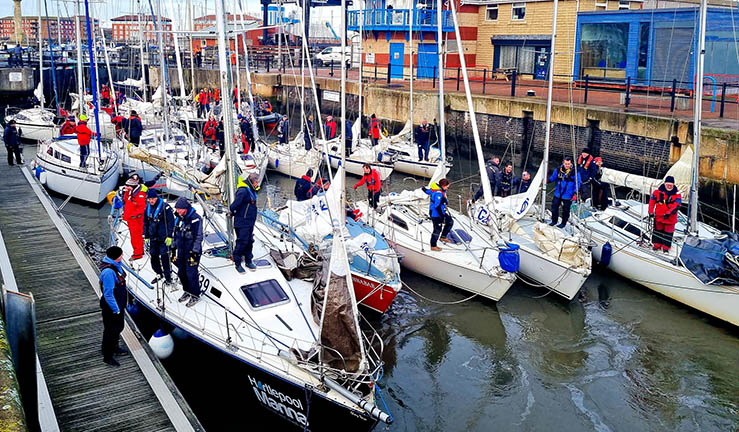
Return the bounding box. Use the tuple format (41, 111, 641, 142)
(241, 279, 289, 309)
(511, 3, 526, 21)
(60, 153, 71, 163)
(389, 213, 408, 230)
(610, 216, 642, 237)
(485, 5, 498, 21)
(47, 147, 53, 156)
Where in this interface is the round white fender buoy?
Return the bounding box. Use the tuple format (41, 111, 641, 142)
(171, 327, 189, 341)
(148, 329, 174, 359)
(39, 171, 47, 185)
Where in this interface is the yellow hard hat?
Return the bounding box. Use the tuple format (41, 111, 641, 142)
(79, 114, 88, 121)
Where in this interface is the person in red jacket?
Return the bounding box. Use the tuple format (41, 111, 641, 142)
(122, 176, 147, 259)
(198, 88, 209, 117)
(353, 163, 382, 209)
(101, 84, 111, 107)
(111, 112, 125, 135)
(60, 115, 76, 135)
(214, 88, 220, 104)
(74, 114, 95, 168)
(203, 114, 218, 146)
(648, 176, 682, 252)
(324, 115, 337, 140)
(369, 113, 381, 146)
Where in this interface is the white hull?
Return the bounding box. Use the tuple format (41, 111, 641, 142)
(590, 224, 739, 326)
(516, 241, 590, 300)
(267, 148, 320, 179)
(16, 122, 56, 142)
(327, 154, 393, 181)
(393, 158, 450, 178)
(36, 152, 120, 204)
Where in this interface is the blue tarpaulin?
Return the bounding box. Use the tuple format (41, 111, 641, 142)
(680, 233, 739, 285)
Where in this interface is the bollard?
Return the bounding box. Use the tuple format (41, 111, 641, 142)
(330, 60, 334, 77)
(433, 66, 437, 88)
(625, 77, 631, 108)
(374, 63, 378, 82)
(456, 67, 461, 91)
(670, 79, 677, 112)
(267, 56, 270, 72)
(482, 69, 487, 94)
(720, 82, 727, 118)
(584, 75, 589, 104)
(510, 70, 517, 97)
(387, 63, 391, 83)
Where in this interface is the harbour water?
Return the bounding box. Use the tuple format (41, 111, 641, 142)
(51, 154, 739, 432)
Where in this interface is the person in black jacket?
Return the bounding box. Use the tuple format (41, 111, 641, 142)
(230, 173, 260, 272)
(415, 120, 432, 161)
(215, 118, 225, 157)
(126, 110, 143, 146)
(294, 169, 314, 201)
(512, 171, 532, 194)
(3, 119, 22, 166)
(172, 197, 203, 307)
(472, 156, 501, 202)
(497, 161, 514, 197)
(278, 115, 289, 145)
(589, 157, 610, 211)
(144, 189, 175, 286)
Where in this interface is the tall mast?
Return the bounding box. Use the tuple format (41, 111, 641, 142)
(408, 0, 413, 148)
(151, 0, 169, 139)
(357, 0, 363, 128)
(236, 0, 260, 140)
(168, 0, 189, 130)
(187, 0, 195, 103)
(82, 0, 102, 156)
(436, 0, 445, 158)
(449, 0, 491, 203)
(340, 0, 347, 212)
(689, 0, 707, 233)
(75, 0, 84, 111)
(216, 0, 238, 207)
(99, 25, 118, 113)
(300, 0, 305, 142)
(42, 0, 60, 111)
(38, 0, 44, 108)
(233, 2, 242, 115)
(539, 0, 559, 219)
(138, 2, 147, 102)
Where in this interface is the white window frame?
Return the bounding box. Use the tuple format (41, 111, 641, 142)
(618, 0, 630, 9)
(485, 4, 499, 21)
(595, 0, 608, 9)
(511, 2, 526, 21)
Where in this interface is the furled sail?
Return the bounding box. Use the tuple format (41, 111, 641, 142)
(494, 162, 546, 220)
(601, 146, 693, 197)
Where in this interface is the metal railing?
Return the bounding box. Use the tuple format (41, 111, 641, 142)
(347, 9, 454, 31)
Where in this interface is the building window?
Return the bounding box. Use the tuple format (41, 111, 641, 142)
(579, 22, 629, 78)
(485, 5, 498, 21)
(618, 0, 630, 9)
(511, 3, 526, 21)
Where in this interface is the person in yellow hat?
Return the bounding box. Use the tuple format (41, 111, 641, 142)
(74, 114, 95, 168)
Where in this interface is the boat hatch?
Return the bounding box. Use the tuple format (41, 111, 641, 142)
(389, 213, 408, 230)
(241, 279, 290, 309)
(448, 229, 473, 244)
(610, 216, 643, 238)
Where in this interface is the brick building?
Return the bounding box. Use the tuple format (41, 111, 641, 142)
(111, 15, 172, 44)
(191, 14, 275, 53)
(0, 16, 99, 44)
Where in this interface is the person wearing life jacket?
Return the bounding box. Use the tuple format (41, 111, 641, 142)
(203, 114, 218, 145)
(214, 87, 220, 105)
(111, 112, 125, 136)
(239, 114, 253, 154)
(589, 157, 610, 211)
(74, 114, 95, 168)
(278, 115, 289, 145)
(423, 178, 453, 251)
(172, 197, 203, 307)
(472, 156, 501, 203)
(144, 189, 175, 286)
(548, 156, 580, 228)
(294, 169, 314, 201)
(215, 118, 225, 155)
(354, 163, 382, 209)
(648, 176, 682, 252)
(577, 147, 597, 190)
(60, 115, 76, 135)
(324, 116, 337, 140)
(304, 114, 315, 151)
(311, 177, 330, 196)
(99, 246, 128, 367)
(369, 113, 381, 146)
(415, 119, 432, 161)
(122, 176, 147, 259)
(126, 110, 143, 146)
(344, 118, 353, 157)
(498, 161, 514, 197)
(232, 87, 239, 109)
(198, 88, 209, 117)
(264, 100, 272, 113)
(511, 171, 530, 194)
(229, 173, 260, 273)
(101, 84, 111, 107)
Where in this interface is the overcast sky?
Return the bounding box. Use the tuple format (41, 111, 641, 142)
(0, 0, 350, 29)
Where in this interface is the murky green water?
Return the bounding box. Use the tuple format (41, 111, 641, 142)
(55, 152, 738, 432)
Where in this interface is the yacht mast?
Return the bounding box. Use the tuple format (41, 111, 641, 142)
(436, 0, 445, 158)
(408, 0, 413, 148)
(689, 0, 707, 234)
(538, 0, 559, 220)
(82, 0, 102, 156)
(138, 2, 147, 103)
(38, 0, 44, 108)
(74, 0, 84, 111)
(215, 0, 238, 208)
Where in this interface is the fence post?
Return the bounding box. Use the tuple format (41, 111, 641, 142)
(625, 76, 631, 108)
(266, 56, 270, 72)
(720, 82, 727, 118)
(433, 66, 437, 89)
(374, 63, 377, 82)
(670, 79, 677, 112)
(584, 75, 589, 104)
(330, 60, 334, 77)
(510, 70, 517, 97)
(387, 63, 391, 84)
(482, 69, 487, 94)
(456, 67, 461, 91)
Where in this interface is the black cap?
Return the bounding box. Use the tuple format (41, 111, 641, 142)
(664, 176, 675, 184)
(146, 189, 158, 198)
(175, 197, 190, 209)
(106, 246, 123, 260)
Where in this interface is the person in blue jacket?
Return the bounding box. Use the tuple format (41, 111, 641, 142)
(172, 197, 203, 307)
(423, 178, 453, 251)
(344, 119, 353, 157)
(99, 246, 128, 367)
(294, 169, 314, 201)
(126, 110, 143, 146)
(548, 156, 580, 228)
(230, 173, 260, 273)
(278, 115, 289, 145)
(304, 114, 314, 151)
(144, 189, 174, 286)
(512, 170, 531, 194)
(3, 119, 22, 166)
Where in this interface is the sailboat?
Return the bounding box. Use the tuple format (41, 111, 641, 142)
(462, 0, 592, 299)
(356, 0, 518, 302)
(112, 0, 393, 426)
(572, 0, 738, 326)
(34, 0, 121, 204)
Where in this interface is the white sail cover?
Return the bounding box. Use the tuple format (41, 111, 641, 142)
(494, 162, 546, 220)
(34, 82, 45, 105)
(601, 146, 693, 197)
(116, 78, 145, 90)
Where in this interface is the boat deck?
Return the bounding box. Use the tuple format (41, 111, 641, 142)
(0, 145, 202, 431)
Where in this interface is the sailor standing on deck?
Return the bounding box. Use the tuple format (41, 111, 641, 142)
(99, 246, 128, 367)
(144, 189, 174, 287)
(415, 120, 432, 161)
(230, 173, 260, 273)
(277, 115, 289, 145)
(3, 119, 22, 166)
(648, 176, 682, 253)
(294, 169, 315, 201)
(354, 163, 382, 210)
(172, 197, 203, 307)
(74, 115, 95, 168)
(423, 178, 453, 251)
(126, 110, 143, 146)
(123, 177, 147, 260)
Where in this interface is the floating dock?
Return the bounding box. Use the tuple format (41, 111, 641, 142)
(0, 146, 202, 431)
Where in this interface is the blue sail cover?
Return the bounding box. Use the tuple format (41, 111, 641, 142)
(680, 233, 739, 285)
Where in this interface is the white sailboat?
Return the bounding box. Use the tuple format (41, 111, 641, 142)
(4, 106, 58, 142)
